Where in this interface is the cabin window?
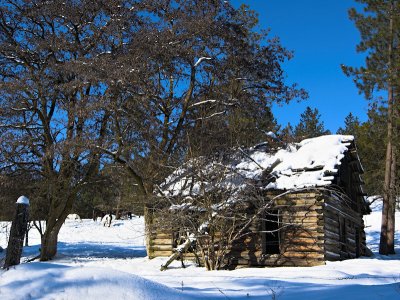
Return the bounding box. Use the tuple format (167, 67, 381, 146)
(261, 210, 280, 254)
(172, 228, 187, 248)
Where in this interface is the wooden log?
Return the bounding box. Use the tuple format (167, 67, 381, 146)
(275, 205, 323, 212)
(231, 257, 325, 267)
(324, 237, 344, 246)
(324, 203, 363, 226)
(160, 237, 193, 271)
(285, 241, 325, 247)
(285, 192, 318, 199)
(150, 245, 174, 251)
(324, 207, 339, 218)
(151, 238, 173, 245)
(286, 211, 320, 218)
(287, 225, 324, 231)
(227, 245, 324, 259)
(4, 196, 30, 269)
(325, 251, 341, 261)
(285, 236, 324, 244)
(148, 230, 173, 236)
(324, 216, 339, 227)
(346, 238, 356, 245)
(275, 198, 318, 206)
(227, 239, 324, 257)
(325, 230, 340, 241)
(283, 245, 324, 252)
(324, 223, 340, 234)
(289, 215, 323, 222)
(154, 233, 173, 239)
(181, 252, 201, 258)
(281, 251, 324, 258)
(324, 244, 340, 253)
(151, 250, 173, 257)
(339, 251, 350, 259)
(346, 227, 356, 235)
(284, 231, 324, 239)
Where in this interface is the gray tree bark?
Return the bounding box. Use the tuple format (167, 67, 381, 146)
(380, 3, 397, 255)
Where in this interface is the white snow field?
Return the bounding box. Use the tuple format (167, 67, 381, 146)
(1, 202, 400, 300)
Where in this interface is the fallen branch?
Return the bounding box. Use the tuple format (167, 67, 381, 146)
(160, 234, 195, 271)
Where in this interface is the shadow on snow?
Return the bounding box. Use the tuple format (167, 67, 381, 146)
(18, 242, 147, 261)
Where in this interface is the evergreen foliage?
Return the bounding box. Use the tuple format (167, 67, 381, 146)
(340, 108, 400, 198)
(294, 106, 330, 140)
(342, 1, 400, 100)
(343, 0, 399, 254)
(337, 113, 361, 137)
(351, 108, 387, 196)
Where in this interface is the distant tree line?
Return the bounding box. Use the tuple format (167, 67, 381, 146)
(336, 109, 398, 200)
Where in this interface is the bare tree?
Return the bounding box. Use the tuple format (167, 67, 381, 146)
(151, 149, 287, 270)
(0, 0, 142, 260)
(0, 0, 306, 261)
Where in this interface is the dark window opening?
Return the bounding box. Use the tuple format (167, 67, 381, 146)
(172, 229, 186, 248)
(261, 210, 280, 254)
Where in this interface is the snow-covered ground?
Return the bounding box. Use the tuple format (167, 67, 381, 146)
(1, 203, 400, 300)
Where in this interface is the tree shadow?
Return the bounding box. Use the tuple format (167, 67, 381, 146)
(18, 241, 147, 262)
(56, 242, 147, 259)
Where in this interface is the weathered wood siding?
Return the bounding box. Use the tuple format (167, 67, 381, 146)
(323, 194, 367, 261)
(145, 188, 368, 267)
(145, 140, 369, 268)
(145, 205, 174, 258)
(145, 192, 327, 267)
(225, 191, 325, 268)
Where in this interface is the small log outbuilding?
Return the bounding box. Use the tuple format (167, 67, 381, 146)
(145, 135, 371, 268)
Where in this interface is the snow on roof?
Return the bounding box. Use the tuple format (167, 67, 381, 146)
(160, 135, 356, 197)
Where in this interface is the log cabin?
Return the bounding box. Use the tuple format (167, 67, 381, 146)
(145, 135, 371, 268)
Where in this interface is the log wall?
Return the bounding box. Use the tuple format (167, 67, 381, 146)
(145, 190, 368, 267)
(145, 205, 175, 259)
(323, 194, 367, 261)
(224, 191, 326, 268)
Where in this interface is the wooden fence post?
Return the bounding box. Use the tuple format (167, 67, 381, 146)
(3, 196, 30, 269)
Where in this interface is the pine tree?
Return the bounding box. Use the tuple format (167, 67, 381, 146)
(337, 113, 360, 137)
(294, 106, 330, 140)
(279, 123, 295, 144)
(343, 0, 400, 255)
(355, 108, 387, 196)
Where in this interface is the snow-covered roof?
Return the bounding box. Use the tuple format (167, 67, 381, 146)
(160, 135, 358, 198)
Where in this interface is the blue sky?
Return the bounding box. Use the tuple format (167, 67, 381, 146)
(233, 0, 369, 132)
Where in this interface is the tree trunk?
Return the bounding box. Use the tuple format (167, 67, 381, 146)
(160, 237, 193, 271)
(387, 146, 396, 254)
(40, 193, 74, 261)
(40, 223, 62, 261)
(379, 3, 397, 255)
(380, 92, 396, 255)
